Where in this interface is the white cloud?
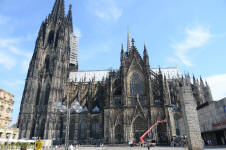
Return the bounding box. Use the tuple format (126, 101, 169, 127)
(87, 0, 122, 21)
(0, 37, 32, 70)
(205, 74, 226, 100)
(0, 38, 32, 58)
(170, 25, 211, 67)
(0, 52, 16, 69)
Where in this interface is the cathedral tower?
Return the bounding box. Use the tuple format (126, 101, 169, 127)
(18, 0, 76, 139)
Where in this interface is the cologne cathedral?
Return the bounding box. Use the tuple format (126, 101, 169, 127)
(18, 0, 212, 146)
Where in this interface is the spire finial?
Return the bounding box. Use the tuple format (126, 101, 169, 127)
(51, 0, 65, 21)
(121, 43, 125, 63)
(143, 43, 149, 66)
(121, 43, 124, 52)
(193, 74, 196, 84)
(200, 76, 204, 87)
(144, 43, 147, 51)
(127, 28, 131, 52)
(158, 65, 162, 74)
(67, 4, 73, 32)
(131, 38, 135, 46)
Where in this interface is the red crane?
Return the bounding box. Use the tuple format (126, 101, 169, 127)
(139, 120, 166, 143)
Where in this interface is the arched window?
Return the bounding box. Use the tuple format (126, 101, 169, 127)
(48, 30, 54, 44)
(44, 55, 50, 72)
(91, 119, 99, 138)
(79, 119, 88, 139)
(35, 86, 41, 105)
(44, 83, 51, 105)
(30, 120, 36, 139)
(129, 72, 144, 96)
(40, 119, 46, 139)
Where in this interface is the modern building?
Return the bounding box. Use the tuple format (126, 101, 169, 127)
(18, 1, 208, 148)
(0, 89, 19, 139)
(198, 97, 226, 145)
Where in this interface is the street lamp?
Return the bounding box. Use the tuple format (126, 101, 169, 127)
(54, 100, 82, 150)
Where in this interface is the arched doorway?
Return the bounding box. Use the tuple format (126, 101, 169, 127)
(157, 122, 168, 144)
(91, 119, 99, 139)
(79, 119, 88, 139)
(40, 119, 46, 139)
(133, 116, 147, 142)
(115, 124, 123, 144)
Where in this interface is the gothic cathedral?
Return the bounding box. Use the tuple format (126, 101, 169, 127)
(18, 0, 212, 147)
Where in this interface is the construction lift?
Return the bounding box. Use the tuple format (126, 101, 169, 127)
(139, 120, 166, 144)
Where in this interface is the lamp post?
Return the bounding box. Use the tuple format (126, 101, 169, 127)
(54, 100, 82, 150)
(6, 133, 10, 150)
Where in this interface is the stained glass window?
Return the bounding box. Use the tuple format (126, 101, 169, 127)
(130, 72, 144, 96)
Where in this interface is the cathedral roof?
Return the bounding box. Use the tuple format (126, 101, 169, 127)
(69, 67, 180, 82)
(152, 67, 181, 78)
(69, 70, 111, 82)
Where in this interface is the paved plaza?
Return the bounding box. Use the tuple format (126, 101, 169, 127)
(47, 146, 226, 150)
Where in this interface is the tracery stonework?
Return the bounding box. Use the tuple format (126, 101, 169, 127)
(18, 1, 209, 149)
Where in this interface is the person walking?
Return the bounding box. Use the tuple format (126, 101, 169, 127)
(147, 143, 150, 150)
(35, 137, 44, 150)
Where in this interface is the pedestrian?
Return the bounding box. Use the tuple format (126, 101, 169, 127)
(147, 143, 150, 150)
(128, 140, 132, 147)
(35, 137, 44, 150)
(69, 144, 74, 150)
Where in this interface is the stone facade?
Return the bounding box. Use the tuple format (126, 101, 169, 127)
(0, 89, 14, 128)
(0, 89, 19, 140)
(198, 98, 226, 145)
(0, 127, 19, 140)
(18, 0, 211, 148)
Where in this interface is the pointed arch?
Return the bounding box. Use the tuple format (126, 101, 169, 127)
(44, 55, 50, 72)
(44, 82, 51, 105)
(55, 27, 64, 47)
(79, 118, 88, 139)
(115, 124, 123, 143)
(48, 30, 55, 44)
(91, 118, 99, 139)
(132, 116, 148, 142)
(40, 118, 46, 139)
(129, 71, 145, 96)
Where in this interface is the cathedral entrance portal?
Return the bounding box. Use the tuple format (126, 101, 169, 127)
(133, 116, 147, 143)
(157, 122, 168, 144)
(115, 124, 123, 143)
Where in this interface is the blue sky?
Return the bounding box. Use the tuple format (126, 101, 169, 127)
(0, 0, 226, 125)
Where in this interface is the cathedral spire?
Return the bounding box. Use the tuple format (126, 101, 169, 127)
(51, 0, 65, 21)
(131, 38, 135, 47)
(200, 76, 204, 87)
(127, 28, 131, 52)
(67, 4, 73, 32)
(158, 66, 162, 77)
(121, 44, 125, 65)
(143, 44, 149, 66)
(193, 74, 196, 84)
